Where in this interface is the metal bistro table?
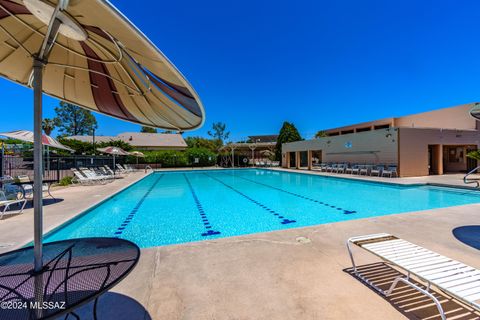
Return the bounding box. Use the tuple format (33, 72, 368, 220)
(12, 180, 58, 202)
(0, 237, 140, 320)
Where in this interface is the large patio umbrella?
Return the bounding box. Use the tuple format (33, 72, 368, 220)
(0, 130, 74, 152)
(97, 146, 129, 174)
(0, 0, 205, 273)
(130, 150, 145, 166)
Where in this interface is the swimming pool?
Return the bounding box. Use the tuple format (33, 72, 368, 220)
(44, 169, 480, 248)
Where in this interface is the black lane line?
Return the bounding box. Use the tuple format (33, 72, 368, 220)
(114, 174, 164, 237)
(223, 172, 356, 215)
(183, 173, 221, 237)
(203, 173, 296, 225)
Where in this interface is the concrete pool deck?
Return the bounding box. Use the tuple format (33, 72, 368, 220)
(0, 168, 479, 319)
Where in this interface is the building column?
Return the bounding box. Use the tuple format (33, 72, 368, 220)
(436, 144, 443, 175)
(295, 151, 301, 169)
(285, 152, 290, 168)
(307, 150, 312, 170)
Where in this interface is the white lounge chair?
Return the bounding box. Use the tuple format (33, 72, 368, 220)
(347, 233, 480, 320)
(71, 168, 102, 185)
(0, 190, 27, 219)
(79, 168, 110, 183)
(115, 164, 129, 174)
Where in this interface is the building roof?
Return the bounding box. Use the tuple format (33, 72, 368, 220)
(248, 135, 278, 143)
(66, 132, 187, 148)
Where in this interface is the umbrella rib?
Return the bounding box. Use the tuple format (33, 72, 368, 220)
(0, 4, 120, 64)
(84, 30, 123, 63)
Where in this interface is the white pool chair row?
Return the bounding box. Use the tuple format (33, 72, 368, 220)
(254, 160, 280, 167)
(347, 233, 480, 320)
(0, 190, 27, 219)
(71, 168, 110, 185)
(318, 163, 398, 177)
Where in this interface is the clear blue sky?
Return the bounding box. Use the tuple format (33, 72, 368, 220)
(1, 0, 480, 141)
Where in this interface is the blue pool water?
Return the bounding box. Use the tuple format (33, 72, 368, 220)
(44, 169, 480, 248)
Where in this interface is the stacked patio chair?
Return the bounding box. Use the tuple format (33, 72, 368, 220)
(370, 165, 383, 177)
(382, 165, 398, 177)
(359, 165, 369, 176)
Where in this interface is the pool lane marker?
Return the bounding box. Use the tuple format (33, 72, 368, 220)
(222, 172, 356, 215)
(114, 174, 164, 237)
(183, 174, 221, 237)
(204, 173, 296, 225)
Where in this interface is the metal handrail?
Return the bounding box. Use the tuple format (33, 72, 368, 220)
(463, 165, 480, 188)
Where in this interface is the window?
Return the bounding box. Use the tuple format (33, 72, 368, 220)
(448, 147, 464, 163)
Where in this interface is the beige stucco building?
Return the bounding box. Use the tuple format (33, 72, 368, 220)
(282, 103, 480, 177)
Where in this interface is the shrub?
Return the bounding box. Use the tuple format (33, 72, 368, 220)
(143, 150, 188, 167)
(185, 147, 217, 166)
(58, 176, 73, 186)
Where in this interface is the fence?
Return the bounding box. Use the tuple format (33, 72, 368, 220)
(0, 155, 128, 181)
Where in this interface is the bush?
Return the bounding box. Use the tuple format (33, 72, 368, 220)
(185, 147, 217, 166)
(142, 150, 188, 167)
(58, 176, 73, 186)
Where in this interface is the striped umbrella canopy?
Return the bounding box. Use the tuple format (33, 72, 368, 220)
(0, 130, 73, 151)
(0, 0, 205, 274)
(97, 146, 130, 156)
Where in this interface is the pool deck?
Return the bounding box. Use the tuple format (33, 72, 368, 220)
(1, 168, 480, 319)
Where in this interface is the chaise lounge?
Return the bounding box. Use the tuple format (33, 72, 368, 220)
(347, 233, 480, 320)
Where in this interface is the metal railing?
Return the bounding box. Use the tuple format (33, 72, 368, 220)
(463, 165, 480, 188)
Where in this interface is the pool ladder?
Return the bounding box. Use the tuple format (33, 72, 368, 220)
(463, 165, 480, 188)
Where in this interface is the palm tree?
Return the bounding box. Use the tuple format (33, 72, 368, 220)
(42, 118, 56, 136)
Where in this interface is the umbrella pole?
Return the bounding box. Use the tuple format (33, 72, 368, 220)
(33, 58, 45, 272)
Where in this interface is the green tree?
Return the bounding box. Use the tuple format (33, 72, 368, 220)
(185, 136, 221, 153)
(467, 150, 480, 161)
(207, 122, 230, 145)
(57, 138, 94, 155)
(275, 122, 302, 160)
(42, 118, 56, 136)
(140, 126, 157, 133)
(314, 130, 328, 138)
(54, 102, 98, 136)
(97, 140, 133, 151)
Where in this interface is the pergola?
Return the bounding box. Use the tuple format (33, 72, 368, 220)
(220, 142, 276, 167)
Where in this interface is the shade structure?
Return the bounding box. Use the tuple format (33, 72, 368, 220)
(129, 150, 144, 166)
(0, 0, 205, 130)
(0, 130, 73, 151)
(97, 146, 130, 156)
(470, 103, 480, 120)
(0, 0, 205, 277)
(129, 151, 145, 157)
